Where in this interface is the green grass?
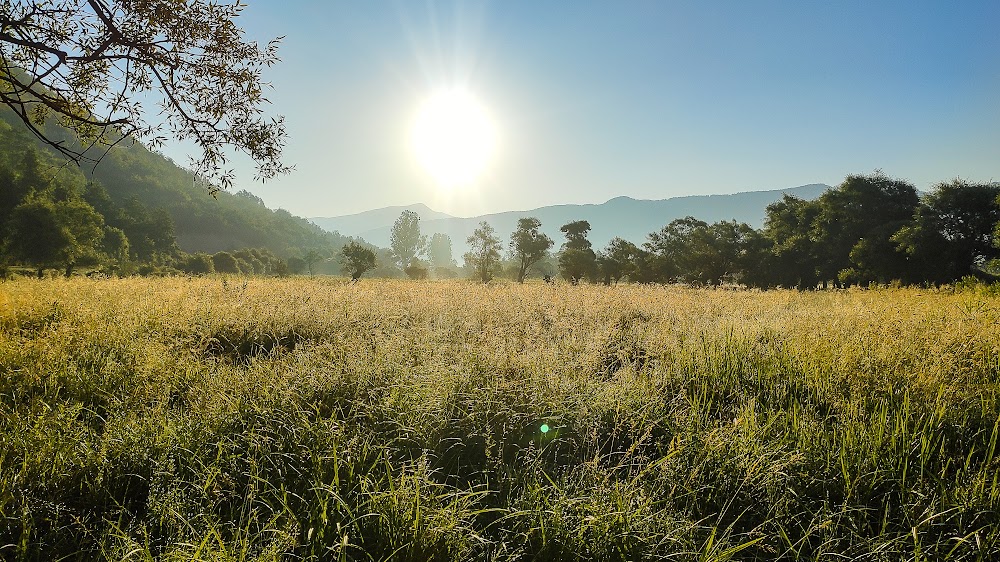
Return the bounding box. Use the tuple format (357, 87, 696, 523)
(0, 277, 998, 560)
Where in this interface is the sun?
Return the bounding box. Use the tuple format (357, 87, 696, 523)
(410, 89, 496, 189)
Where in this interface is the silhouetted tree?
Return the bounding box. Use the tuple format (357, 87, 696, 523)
(510, 217, 554, 283)
(557, 220, 597, 283)
(340, 242, 377, 281)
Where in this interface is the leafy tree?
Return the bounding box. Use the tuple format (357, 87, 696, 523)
(464, 221, 502, 283)
(212, 252, 240, 274)
(428, 233, 456, 269)
(5, 196, 73, 277)
(4, 192, 105, 277)
(644, 217, 766, 286)
(762, 195, 822, 288)
(557, 220, 597, 283)
(894, 180, 1000, 283)
(811, 172, 918, 286)
(509, 217, 554, 283)
(180, 252, 214, 275)
(390, 210, 426, 275)
(0, 0, 289, 188)
(599, 238, 639, 284)
(340, 242, 377, 281)
(100, 226, 130, 274)
(644, 216, 709, 283)
(560, 220, 593, 251)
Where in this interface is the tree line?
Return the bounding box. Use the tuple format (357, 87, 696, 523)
(361, 172, 1000, 287)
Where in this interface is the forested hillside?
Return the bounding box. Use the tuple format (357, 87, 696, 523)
(0, 107, 357, 275)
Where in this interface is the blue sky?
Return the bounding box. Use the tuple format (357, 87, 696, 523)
(160, 1, 1000, 218)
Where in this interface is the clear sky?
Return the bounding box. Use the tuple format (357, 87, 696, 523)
(158, 1, 1000, 218)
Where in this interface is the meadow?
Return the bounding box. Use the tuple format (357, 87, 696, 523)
(1, 277, 998, 561)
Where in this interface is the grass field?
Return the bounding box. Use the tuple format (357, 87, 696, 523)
(1, 277, 998, 561)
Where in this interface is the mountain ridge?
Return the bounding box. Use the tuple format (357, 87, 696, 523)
(310, 184, 831, 255)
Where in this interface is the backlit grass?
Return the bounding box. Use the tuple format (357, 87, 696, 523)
(1, 277, 998, 560)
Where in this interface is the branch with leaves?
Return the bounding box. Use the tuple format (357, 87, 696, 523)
(0, 0, 290, 192)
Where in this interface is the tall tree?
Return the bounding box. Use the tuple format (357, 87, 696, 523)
(0, 0, 289, 188)
(560, 220, 593, 251)
(428, 233, 456, 269)
(509, 217, 553, 283)
(762, 195, 822, 289)
(390, 210, 426, 274)
(558, 220, 597, 284)
(464, 221, 502, 283)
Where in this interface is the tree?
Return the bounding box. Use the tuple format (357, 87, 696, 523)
(181, 252, 214, 275)
(286, 256, 306, 275)
(560, 220, 593, 251)
(100, 225, 130, 273)
(4, 192, 104, 277)
(428, 233, 456, 268)
(557, 220, 597, 283)
(0, 1, 289, 189)
(302, 249, 325, 276)
(810, 172, 918, 286)
(762, 195, 822, 289)
(464, 221, 502, 283)
(390, 210, 426, 275)
(509, 217, 553, 283)
(598, 238, 639, 284)
(340, 241, 377, 281)
(212, 251, 240, 274)
(894, 180, 1000, 283)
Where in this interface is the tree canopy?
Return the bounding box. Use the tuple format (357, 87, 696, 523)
(464, 221, 502, 283)
(0, 0, 289, 188)
(390, 210, 425, 275)
(509, 217, 553, 283)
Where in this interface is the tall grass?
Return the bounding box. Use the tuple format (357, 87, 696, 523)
(0, 277, 998, 560)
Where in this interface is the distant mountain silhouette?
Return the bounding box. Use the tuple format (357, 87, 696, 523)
(311, 184, 831, 255)
(310, 203, 456, 237)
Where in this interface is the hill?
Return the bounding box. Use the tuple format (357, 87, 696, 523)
(0, 108, 353, 258)
(313, 184, 830, 255)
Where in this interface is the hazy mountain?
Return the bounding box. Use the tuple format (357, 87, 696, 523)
(313, 184, 831, 256)
(310, 203, 456, 237)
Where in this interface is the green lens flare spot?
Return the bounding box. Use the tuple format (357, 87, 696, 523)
(540, 424, 550, 434)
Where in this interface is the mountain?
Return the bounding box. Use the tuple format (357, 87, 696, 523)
(313, 184, 831, 256)
(310, 203, 456, 238)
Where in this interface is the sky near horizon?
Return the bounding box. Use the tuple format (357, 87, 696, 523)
(158, 1, 1000, 219)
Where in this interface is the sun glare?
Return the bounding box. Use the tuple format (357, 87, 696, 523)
(411, 89, 496, 189)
